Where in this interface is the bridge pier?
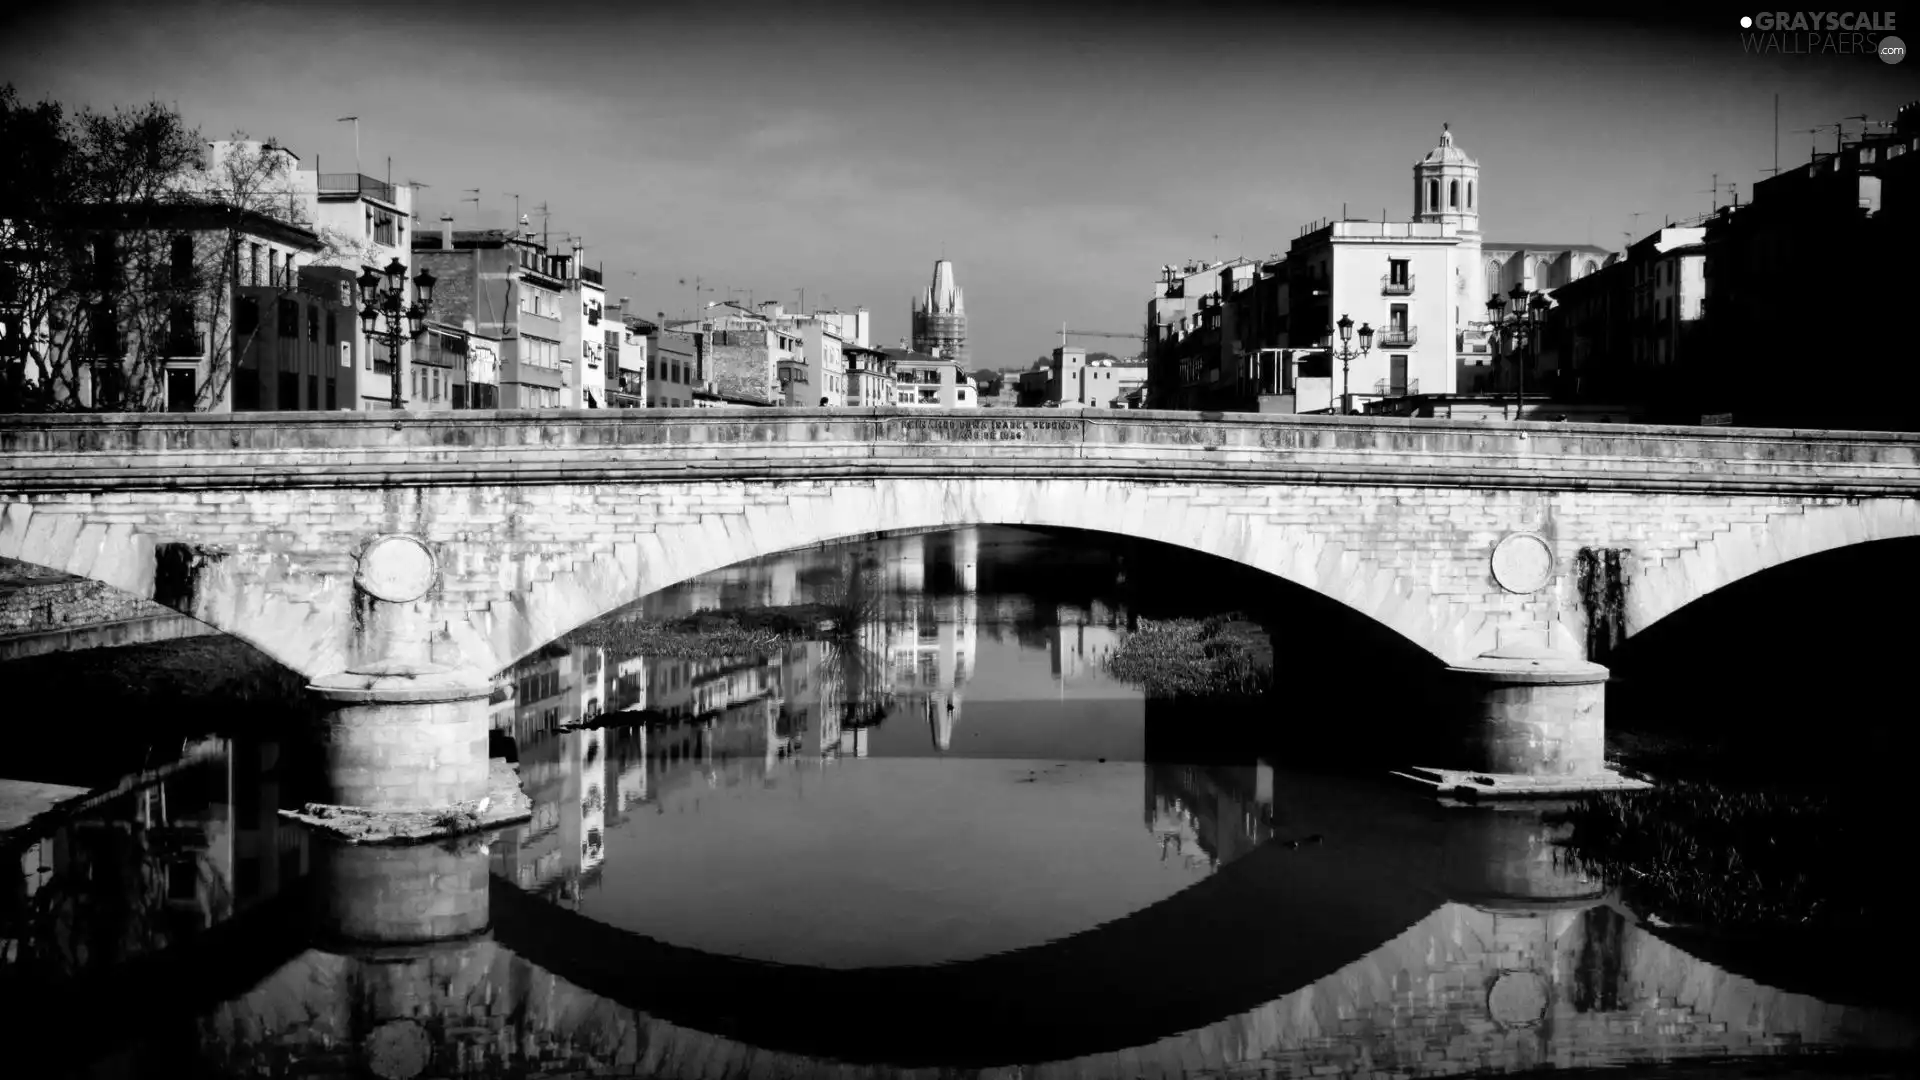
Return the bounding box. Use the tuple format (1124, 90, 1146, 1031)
(292, 534, 526, 837)
(1406, 646, 1649, 798)
(308, 669, 494, 811)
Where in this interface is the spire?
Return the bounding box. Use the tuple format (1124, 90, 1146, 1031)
(929, 259, 958, 314)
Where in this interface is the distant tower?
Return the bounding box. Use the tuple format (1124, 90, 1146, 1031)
(1414, 123, 1480, 234)
(1415, 124, 1486, 361)
(912, 259, 968, 366)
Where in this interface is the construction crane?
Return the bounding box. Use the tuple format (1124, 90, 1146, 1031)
(1059, 324, 1147, 358)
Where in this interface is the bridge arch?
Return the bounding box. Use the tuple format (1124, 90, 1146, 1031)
(481, 477, 1485, 675)
(0, 500, 348, 679)
(1615, 498, 1920, 648)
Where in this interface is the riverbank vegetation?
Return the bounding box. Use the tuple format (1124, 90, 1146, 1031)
(1101, 615, 1274, 698)
(568, 596, 880, 660)
(1551, 780, 1885, 933)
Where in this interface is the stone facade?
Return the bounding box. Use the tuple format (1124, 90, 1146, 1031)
(0, 411, 1916, 686)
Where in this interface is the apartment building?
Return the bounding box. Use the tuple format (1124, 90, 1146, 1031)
(414, 217, 575, 409)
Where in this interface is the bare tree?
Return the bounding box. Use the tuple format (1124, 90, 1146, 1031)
(0, 87, 317, 412)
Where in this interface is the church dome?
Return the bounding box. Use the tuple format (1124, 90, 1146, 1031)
(1419, 124, 1476, 167)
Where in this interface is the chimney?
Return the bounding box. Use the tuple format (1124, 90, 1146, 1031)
(439, 213, 454, 251)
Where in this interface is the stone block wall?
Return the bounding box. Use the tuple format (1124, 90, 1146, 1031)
(705, 340, 777, 404)
(0, 574, 175, 636)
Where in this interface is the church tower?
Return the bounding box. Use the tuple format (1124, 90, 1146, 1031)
(1413, 123, 1479, 234)
(911, 259, 968, 367)
(1415, 124, 1484, 382)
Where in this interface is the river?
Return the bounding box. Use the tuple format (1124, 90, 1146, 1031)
(0, 525, 1914, 1076)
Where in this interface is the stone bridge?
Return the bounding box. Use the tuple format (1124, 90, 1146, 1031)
(3, 409, 1918, 811)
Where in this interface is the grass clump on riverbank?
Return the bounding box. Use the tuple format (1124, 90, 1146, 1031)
(1102, 615, 1273, 698)
(569, 600, 871, 659)
(1551, 780, 1881, 932)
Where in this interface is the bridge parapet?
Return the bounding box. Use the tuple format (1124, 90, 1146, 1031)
(4, 409, 1920, 495)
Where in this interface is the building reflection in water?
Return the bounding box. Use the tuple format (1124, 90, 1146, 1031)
(480, 527, 1185, 902)
(10, 525, 1914, 1074)
(2, 736, 309, 983)
(7, 736, 1912, 1078)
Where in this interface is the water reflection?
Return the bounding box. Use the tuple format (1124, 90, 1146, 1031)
(3, 526, 1916, 1075)
(3, 736, 1915, 1076)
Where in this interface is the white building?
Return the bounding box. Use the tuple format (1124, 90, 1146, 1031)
(292, 150, 419, 410)
(563, 244, 607, 409)
(1288, 126, 1613, 411)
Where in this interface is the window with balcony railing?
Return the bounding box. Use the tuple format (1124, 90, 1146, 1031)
(1377, 326, 1417, 348)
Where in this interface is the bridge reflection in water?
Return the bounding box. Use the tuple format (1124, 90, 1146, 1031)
(8, 734, 1914, 1077)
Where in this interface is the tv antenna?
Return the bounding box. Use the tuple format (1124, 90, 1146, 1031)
(503, 192, 521, 231)
(461, 188, 480, 226)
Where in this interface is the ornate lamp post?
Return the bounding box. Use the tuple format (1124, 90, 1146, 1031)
(1332, 313, 1374, 415)
(358, 257, 436, 411)
(1485, 283, 1551, 419)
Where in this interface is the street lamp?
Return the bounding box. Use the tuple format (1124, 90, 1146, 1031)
(358, 257, 436, 410)
(1332, 313, 1374, 415)
(1484, 284, 1550, 419)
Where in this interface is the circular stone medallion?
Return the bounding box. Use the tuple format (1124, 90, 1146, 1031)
(365, 1019, 432, 1079)
(1488, 970, 1550, 1027)
(1490, 532, 1554, 595)
(356, 534, 438, 604)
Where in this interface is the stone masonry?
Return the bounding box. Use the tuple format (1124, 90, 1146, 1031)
(1, 410, 1917, 685)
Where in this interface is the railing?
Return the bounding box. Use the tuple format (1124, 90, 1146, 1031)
(161, 332, 205, 357)
(579, 266, 603, 286)
(1377, 327, 1417, 348)
(1381, 273, 1414, 296)
(317, 173, 397, 205)
(1374, 378, 1420, 397)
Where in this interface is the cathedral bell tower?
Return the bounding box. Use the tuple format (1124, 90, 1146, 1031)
(1413, 123, 1480, 234)
(1415, 123, 1484, 386)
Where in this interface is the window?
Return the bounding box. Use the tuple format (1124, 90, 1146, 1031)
(307, 374, 318, 409)
(1449, 180, 1459, 209)
(1389, 304, 1408, 333)
(1388, 259, 1409, 286)
(166, 368, 196, 412)
(277, 298, 298, 337)
(307, 306, 319, 343)
(1467, 181, 1474, 209)
(169, 234, 194, 287)
(249, 244, 262, 287)
(520, 334, 560, 368)
(236, 297, 259, 336)
(1390, 355, 1408, 395)
(325, 312, 337, 345)
(326, 377, 336, 410)
(269, 249, 281, 289)
(1427, 179, 1439, 212)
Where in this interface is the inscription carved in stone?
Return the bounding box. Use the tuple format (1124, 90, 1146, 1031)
(901, 418, 1080, 441)
(356, 534, 438, 604)
(1490, 532, 1554, 595)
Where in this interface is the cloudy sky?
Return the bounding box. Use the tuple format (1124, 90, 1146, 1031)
(4, 0, 1912, 368)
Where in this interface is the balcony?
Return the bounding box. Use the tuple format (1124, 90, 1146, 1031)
(161, 331, 205, 357)
(1377, 327, 1417, 348)
(1374, 378, 1420, 398)
(317, 173, 397, 205)
(1381, 273, 1414, 296)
